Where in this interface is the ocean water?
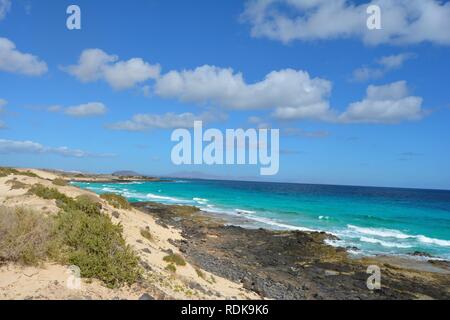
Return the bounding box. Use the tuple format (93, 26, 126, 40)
(73, 179, 450, 260)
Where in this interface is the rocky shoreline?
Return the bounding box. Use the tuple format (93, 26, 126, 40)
(133, 201, 450, 300)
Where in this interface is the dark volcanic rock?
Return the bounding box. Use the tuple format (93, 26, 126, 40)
(139, 293, 154, 300)
(133, 201, 450, 300)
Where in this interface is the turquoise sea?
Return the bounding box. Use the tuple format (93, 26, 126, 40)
(74, 179, 450, 260)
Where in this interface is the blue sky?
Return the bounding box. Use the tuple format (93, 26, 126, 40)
(0, 0, 449, 189)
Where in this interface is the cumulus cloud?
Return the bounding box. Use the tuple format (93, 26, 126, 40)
(352, 53, 415, 82)
(0, 139, 114, 158)
(64, 102, 107, 117)
(156, 65, 333, 121)
(338, 81, 424, 124)
(108, 111, 226, 131)
(0, 0, 11, 20)
(63, 49, 160, 90)
(241, 0, 450, 46)
(0, 37, 48, 76)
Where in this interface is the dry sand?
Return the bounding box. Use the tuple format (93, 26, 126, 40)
(0, 168, 259, 300)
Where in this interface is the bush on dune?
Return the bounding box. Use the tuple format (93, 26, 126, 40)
(0, 167, 39, 178)
(54, 208, 141, 288)
(0, 206, 54, 265)
(6, 179, 29, 190)
(28, 184, 70, 203)
(52, 178, 68, 186)
(100, 193, 131, 210)
(13, 185, 142, 287)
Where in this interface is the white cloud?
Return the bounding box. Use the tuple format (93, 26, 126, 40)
(352, 53, 415, 82)
(0, 37, 48, 76)
(338, 81, 424, 123)
(0, 139, 114, 158)
(63, 49, 160, 90)
(156, 65, 333, 121)
(0, 0, 11, 20)
(64, 102, 107, 117)
(242, 0, 450, 46)
(108, 111, 225, 131)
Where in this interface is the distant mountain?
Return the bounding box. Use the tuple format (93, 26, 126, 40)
(112, 170, 142, 177)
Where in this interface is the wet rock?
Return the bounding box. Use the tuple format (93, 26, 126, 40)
(410, 251, 432, 258)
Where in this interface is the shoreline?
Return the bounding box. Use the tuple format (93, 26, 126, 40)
(72, 178, 450, 263)
(133, 201, 450, 299)
(2, 168, 448, 300)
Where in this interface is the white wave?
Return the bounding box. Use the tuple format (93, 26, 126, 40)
(417, 235, 450, 247)
(319, 216, 330, 220)
(348, 225, 411, 239)
(146, 193, 191, 203)
(348, 225, 450, 248)
(245, 215, 317, 232)
(359, 236, 412, 248)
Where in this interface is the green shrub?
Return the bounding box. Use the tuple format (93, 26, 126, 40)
(163, 253, 186, 266)
(165, 263, 176, 273)
(140, 228, 153, 241)
(0, 206, 54, 265)
(19, 171, 39, 178)
(54, 208, 141, 288)
(28, 184, 70, 202)
(52, 178, 68, 186)
(63, 195, 102, 216)
(100, 193, 131, 210)
(0, 168, 39, 178)
(4, 184, 142, 288)
(0, 168, 20, 177)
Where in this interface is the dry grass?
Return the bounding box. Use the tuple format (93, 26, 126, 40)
(0, 206, 54, 265)
(52, 178, 68, 186)
(163, 253, 186, 266)
(6, 179, 29, 190)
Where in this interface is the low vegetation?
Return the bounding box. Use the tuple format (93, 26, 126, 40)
(9, 184, 142, 288)
(165, 263, 177, 273)
(0, 167, 39, 178)
(6, 179, 29, 190)
(140, 228, 153, 241)
(0, 206, 54, 265)
(28, 184, 70, 203)
(163, 253, 186, 266)
(52, 178, 68, 186)
(100, 193, 131, 210)
(53, 207, 141, 288)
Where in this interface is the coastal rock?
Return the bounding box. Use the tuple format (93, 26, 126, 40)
(139, 293, 154, 300)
